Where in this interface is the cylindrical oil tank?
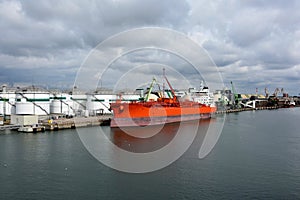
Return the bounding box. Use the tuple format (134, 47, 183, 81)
(86, 95, 93, 111)
(33, 101, 50, 115)
(10, 105, 16, 115)
(87, 95, 113, 114)
(71, 94, 87, 111)
(50, 100, 73, 115)
(64, 100, 74, 115)
(0, 100, 16, 115)
(86, 98, 102, 112)
(50, 100, 62, 114)
(16, 102, 34, 115)
(0, 101, 3, 115)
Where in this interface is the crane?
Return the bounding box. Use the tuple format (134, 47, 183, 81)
(144, 78, 157, 102)
(265, 87, 269, 98)
(230, 81, 241, 108)
(163, 69, 178, 102)
(273, 88, 280, 97)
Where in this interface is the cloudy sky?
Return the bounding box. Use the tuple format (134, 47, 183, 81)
(0, 0, 299, 95)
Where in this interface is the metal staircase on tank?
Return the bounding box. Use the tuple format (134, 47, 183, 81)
(0, 97, 16, 108)
(46, 90, 76, 115)
(16, 92, 49, 115)
(91, 94, 111, 113)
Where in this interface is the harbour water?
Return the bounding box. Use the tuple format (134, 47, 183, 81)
(0, 108, 300, 199)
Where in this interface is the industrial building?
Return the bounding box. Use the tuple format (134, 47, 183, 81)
(0, 85, 140, 125)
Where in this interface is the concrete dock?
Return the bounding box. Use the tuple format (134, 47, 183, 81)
(215, 106, 279, 114)
(0, 124, 21, 131)
(41, 115, 112, 131)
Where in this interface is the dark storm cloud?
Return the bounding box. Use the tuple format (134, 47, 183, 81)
(16, 0, 190, 49)
(0, 0, 190, 75)
(187, 0, 300, 94)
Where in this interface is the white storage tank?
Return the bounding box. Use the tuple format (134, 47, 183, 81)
(64, 100, 74, 115)
(87, 94, 115, 114)
(86, 95, 103, 114)
(71, 94, 87, 111)
(50, 100, 73, 115)
(15, 102, 50, 115)
(0, 100, 4, 115)
(50, 100, 62, 114)
(0, 101, 14, 115)
(16, 102, 34, 115)
(15, 90, 50, 115)
(10, 105, 16, 115)
(121, 94, 140, 102)
(34, 101, 50, 115)
(0, 89, 16, 115)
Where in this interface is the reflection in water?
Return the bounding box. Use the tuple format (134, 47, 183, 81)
(110, 118, 213, 153)
(78, 116, 220, 173)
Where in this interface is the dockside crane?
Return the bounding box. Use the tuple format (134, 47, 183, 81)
(230, 81, 242, 108)
(273, 88, 280, 97)
(265, 87, 269, 98)
(144, 78, 157, 102)
(163, 72, 178, 102)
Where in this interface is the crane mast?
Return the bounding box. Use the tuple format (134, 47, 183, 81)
(230, 81, 241, 108)
(163, 68, 178, 102)
(144, 78, 156, 102)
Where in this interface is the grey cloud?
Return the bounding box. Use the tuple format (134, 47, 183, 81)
(0, 0, 299, 94)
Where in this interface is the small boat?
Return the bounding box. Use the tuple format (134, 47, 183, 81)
(18, 125, 45, 133)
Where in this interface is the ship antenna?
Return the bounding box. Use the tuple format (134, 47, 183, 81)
(163, 68, 165, 98)
(200, 80, 204, 90)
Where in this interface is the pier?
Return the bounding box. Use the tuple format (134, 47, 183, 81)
(0, 115, 112, 133)
(0, 124, 21, 131)
(215, 106, 279, 114)
(41, 115, 112, 131)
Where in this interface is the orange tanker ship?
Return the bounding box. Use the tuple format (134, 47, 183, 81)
(110, 73, 216, 128)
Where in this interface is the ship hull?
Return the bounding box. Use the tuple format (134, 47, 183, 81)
(110, 101, 216, 127)
(110, 113, 212, 127)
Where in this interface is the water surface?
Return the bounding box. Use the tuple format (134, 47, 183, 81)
(0, 108, 299, 199)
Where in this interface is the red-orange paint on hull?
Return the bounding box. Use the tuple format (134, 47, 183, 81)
(110, 98, 216, 127)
